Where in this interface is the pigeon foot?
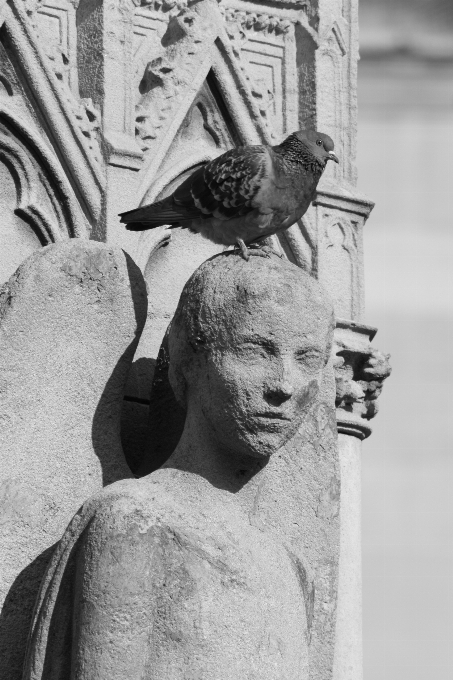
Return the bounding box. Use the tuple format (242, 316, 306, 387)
(235, 238, 250, 261)
(248, 244, 275, 258)
(234, 240, 280, 260)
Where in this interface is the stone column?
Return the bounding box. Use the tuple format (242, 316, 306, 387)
(332, 320, 391, 680)
(291, 2, 393, 674)
(334, 432, 363, 680)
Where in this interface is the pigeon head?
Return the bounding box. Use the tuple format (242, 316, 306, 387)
(295, 130, 339, 165)
(280, 129, 339, 168)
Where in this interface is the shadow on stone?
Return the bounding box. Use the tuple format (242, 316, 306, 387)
(91, 252, 148, 484)
(0, 243, 148, 680)
(136, 331, 186, 477)
(124, 356, 157, 401)
(121, 356, 156, 475)
(0, 545, 56, 677)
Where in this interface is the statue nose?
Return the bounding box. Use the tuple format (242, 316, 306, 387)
(265, 380, 294, 406)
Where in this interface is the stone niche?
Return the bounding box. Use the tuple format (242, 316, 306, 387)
(0, 1, 389, 679)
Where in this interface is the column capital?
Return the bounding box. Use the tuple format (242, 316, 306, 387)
(334, 319, 391, 440)
(314, 186, 375, 218)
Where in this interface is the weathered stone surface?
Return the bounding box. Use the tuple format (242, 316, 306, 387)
(0, 0, 104, 229)
(24, 252, 339, 680)
(139, 252, 341, 677)
(332, 320, 391, 680)
(0, 240, 147, 679)
(0, 1, 390, 677)
(334, 320, 392, 440)
(333, 433, 363, 680)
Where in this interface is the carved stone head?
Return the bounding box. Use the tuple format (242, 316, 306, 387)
(168, 252, 335, 459)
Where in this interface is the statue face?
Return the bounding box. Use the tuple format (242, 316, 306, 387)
(196, 292, 330, 459)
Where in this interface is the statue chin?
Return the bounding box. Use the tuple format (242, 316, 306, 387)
(207, 382, 320, 461)
(217, 416, 303, 461)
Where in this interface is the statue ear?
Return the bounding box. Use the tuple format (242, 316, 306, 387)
(168, 360, 187, 409)
(167, 315, 210, 409)
(163, 321, 185, 409)
(168, 349, 207, 410)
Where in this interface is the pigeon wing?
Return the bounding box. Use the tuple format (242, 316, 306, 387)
(119, 146, 269, 230)
(119, 168, 206, 229)
(188, 146, 270, 220)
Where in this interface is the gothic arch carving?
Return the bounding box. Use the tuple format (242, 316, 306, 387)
(131, 2, 285, 201)
(0, 111, 86, 238)
(317, 22, 347, 183)
(133, 154, 220, 275)
(0, 72, 13, 96)
(1, 126, 61, 244)
(1, 0, 104, 220)
(0, 109, 89, 283)
(321, 216, 359, 318)
(132, 68, 242, 274)
(280, 213, 317, 274)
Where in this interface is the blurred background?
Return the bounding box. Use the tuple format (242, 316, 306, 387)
(358, 0, 453, 678)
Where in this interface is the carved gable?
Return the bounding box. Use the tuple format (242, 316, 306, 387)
(141, 73, 238, 204)
(0, 39, 85, 282)
(0, 0, 106, 284)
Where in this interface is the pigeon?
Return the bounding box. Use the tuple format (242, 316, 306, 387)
(119, 129, 339, 260)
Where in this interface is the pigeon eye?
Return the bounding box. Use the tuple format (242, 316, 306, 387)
(316, 139, 323, 147)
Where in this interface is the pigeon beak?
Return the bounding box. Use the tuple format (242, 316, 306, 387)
(328, 151, 339, 164)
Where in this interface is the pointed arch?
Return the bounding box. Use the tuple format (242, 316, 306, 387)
(0, 108, 89, 239)
(135, 32, 275, 204)
(1, 0, 104, 221)
(0, 107, 92, 283)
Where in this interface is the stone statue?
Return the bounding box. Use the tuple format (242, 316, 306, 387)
(23, 252, 335, 680)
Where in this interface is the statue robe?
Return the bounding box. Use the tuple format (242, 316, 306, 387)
(23, 476, 310, 680)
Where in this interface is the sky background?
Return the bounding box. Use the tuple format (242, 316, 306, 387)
(358, 1, 453, 678)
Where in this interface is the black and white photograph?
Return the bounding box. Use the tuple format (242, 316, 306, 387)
(0, 1, 451, 678)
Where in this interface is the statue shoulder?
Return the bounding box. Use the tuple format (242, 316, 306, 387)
(80, 475, 180, 542)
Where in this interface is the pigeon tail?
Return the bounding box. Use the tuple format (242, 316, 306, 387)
(119, 199, 202, 230)
(122, 221, 157, 232)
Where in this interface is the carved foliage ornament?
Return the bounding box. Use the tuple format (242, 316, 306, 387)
(334, 336, 391, 439)
(133, 0, 309, 150)
(135, 8, 218, 150)
(222, 7, 294, 35)
(133, 0, 313, 19)
(133, 0, 193, 11)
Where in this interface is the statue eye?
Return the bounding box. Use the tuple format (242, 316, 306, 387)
(316, 139, 323, 147)
(238, 341, 274, 361)
(295, 349, 324, 371)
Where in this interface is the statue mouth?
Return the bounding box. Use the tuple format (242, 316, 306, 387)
(255, 412, 291, 422)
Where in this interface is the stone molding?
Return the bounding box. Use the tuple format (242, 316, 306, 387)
(134, 6, 222, 152)
(279, 189, 374, 321)
(0, 81, 90, 241)
(1, 0, 364, 229)
(134, 24, 274, 201)
(0, 116, 76, 241)
(33, 0, 105, 173)
(114, 0, 319, 177)
(0, 0, 104, 221)
(334, 319, 391, 440)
